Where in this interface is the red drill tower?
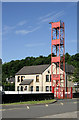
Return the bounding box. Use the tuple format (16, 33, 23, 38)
(50, 21, 65, 99)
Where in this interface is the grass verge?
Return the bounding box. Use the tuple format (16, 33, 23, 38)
(2, 99, 56, 105)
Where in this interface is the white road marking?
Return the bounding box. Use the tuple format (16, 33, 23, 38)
(0, 109, 6, 111)
(73, 102, 77, 104)
(27, 106, 30, 109)
(60, 102, 64, 105)
(45, 104, 48, 107)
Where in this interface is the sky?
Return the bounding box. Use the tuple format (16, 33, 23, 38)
(77, 1, 79, 53)
(2, 2, 77, 63)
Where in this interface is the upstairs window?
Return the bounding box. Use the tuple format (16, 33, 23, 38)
(48, 70, 50, 73)
(36, 75, 39, 82)
(46, 75, 49, 82)
(17, 76, 20, 82)
(17, 86, 19, 91)
(21, 76, 25, 82)
(50, 75, 51, 82)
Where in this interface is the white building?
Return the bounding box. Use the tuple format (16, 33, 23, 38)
(0, 85, 2, 91)
(15, 64, 75, 92)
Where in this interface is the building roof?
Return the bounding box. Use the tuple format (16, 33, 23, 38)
(16, 64, 75, 75)
(16, 64, 50, 75)
(65, 63, 75, 74)
(19, 79, 33, 85)
(58, 63, 75, 74)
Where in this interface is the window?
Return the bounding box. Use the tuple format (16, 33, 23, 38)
(48, 70, 50, 73)
(21, 76, 25, 82)
(24, 86, 27, 90)
(17, 76, 20, 82)
(17, 86, 19, 91)
(21, 86, 23, 91)
(46, 75, 49, 82)
(36, 75, 39, 82)
(46, 86, 49, 91)
(50, 75, 51, 82)
(36, 86, 39, 91)
(50, 86, 52, 91)
(31, 86, 33, 91)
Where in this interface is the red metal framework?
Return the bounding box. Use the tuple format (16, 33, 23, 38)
(50, 21, 65, 99)
(52, 87, 72, 99)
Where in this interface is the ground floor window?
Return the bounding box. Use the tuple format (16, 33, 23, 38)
(17, 86, 19, 91)
(31, 86, 33, 91)
(21, 86, 23, 91)
(17, 76, 20, 82)
(24, 86, 27, 90)
(50, 86, 52, 91)
(36, 86, 39, 91)
(46, 86, 49, 91)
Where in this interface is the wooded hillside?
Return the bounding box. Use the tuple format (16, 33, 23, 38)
(2, 53, 79, 83)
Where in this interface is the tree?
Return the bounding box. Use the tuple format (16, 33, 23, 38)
(73, 67, 79, 83)
(65, 53, 70, 63)
(2, 53, 79, 88)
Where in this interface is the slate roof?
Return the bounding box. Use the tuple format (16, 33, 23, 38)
(65, 63, 75, 74)
(16, 64, 75, 75)
(19, 79, 33, 85)
(16, 64, 50, 75)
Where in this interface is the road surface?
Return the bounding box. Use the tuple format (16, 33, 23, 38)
(1, 98, 79, 118)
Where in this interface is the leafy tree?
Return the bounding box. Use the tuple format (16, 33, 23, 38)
(2, 53, 79, 90)
(73, 67, 79, 83)
(68, 67, 79, 83)
(2, 82, 15, 91)
(65, 53, 71, 63)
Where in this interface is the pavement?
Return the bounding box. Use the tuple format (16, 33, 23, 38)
(1, 98, 79, 118)
(40, 111, 78, 118)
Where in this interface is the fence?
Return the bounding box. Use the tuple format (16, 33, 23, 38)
(73, 87, 79, 98)
(2, 92, 54, 104)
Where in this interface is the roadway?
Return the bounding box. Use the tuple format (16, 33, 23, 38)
(1, 98, 79, 118)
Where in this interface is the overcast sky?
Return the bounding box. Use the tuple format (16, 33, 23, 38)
(2, 2, 77, 63)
